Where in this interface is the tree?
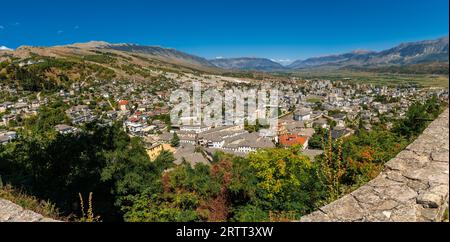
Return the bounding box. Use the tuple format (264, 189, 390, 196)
(248, 147, 310, 200)
(0, 115, 174, 222)
(309, 127, 326, 149)
(316, 134, 346, 202)
(246, 147, 325, 216)
(171, 132, 180, 147)
(392, 96, 445, 140)
(231, 205, 268, 222)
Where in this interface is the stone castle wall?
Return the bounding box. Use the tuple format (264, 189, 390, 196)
(300, 109, 449, 222)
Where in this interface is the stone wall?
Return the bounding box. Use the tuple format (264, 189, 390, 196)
(0, 198, 59, 222)
(300, 109, 449, 222)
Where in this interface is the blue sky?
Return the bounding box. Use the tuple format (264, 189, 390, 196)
(0, 0, 448, 62)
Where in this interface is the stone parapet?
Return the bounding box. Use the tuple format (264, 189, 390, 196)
(300, 109, 449, 222)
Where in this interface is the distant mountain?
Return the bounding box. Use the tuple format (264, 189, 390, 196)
(210, 57, 287, 71)
(0, 41, 224, 86)
(289, 36, 449, 70)
(230, 37, 449, 72)
(288, 50, 377, 69)
(1, 36, 448, 75)
(372, 36, 449, 65)
(103, 43, 215, 68)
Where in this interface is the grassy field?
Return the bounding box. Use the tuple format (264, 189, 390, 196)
(306, 98, 322, 103)
(292, 70, 449, 88)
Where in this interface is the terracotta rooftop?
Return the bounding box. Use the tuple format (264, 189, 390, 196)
(279, 134, 308, 147)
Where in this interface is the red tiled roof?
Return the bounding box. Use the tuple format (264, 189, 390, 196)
(128, 117, 138, 122)
(118, 100, 129, 106)
(279, 134, 308, 147)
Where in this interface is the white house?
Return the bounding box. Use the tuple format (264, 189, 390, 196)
(294, 108, 312, 121)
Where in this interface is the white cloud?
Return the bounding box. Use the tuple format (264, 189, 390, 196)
(215, 56, 224, 59)
(57, 30, 64, 35)
(0, 46, 13, 51)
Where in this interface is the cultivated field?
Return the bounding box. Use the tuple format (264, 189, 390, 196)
(292, 70, 449, 88)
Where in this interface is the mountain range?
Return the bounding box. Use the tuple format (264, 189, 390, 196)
(287, 36, 449, 70)
(210, 57, 286, 71)
(1, 36, 448, 74)
(103, 43, 216, 68)
(211, 36, 449, 71)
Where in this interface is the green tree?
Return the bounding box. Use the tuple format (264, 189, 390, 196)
(246, 146, 325, 216)
(392, 96, 445, 140)
(308, 127, 326, 149)
(171, 132, 180, 147)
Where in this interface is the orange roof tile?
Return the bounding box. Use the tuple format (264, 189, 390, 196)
(118, 100, 129, 106)
(279, 134, 308, 147)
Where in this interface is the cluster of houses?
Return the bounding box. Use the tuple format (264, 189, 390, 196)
(277, 107, 353, 148)
(1, 64, 449, 174)
(277, 79, 449, 131)
(65, 105, 96, 125)
(0, 99, 42, 127)
(54, 124, 79, 135)
(145, 103, 358, 164)
(53, 98, 170, 136)
(122, 102, 169, 136)
(157, 125, 274, 155)
(142, 124, 276, 166)
(144, 103, 359, 165)
(0, 130, 17, 145)
(47, 79, 450, 167)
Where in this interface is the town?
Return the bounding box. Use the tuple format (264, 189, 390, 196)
(1, 67, 448, 167)
(2, 0, 450, 227)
